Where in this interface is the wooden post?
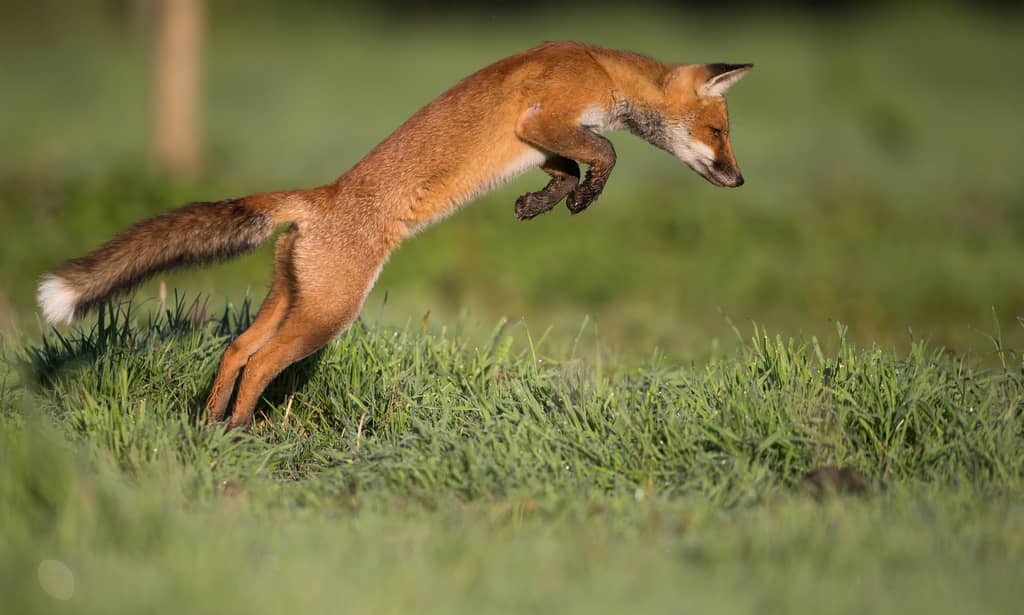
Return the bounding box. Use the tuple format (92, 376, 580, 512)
(153, 0, 203, 177)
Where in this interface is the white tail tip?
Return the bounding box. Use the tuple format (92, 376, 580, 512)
(38, 275, 79, 325)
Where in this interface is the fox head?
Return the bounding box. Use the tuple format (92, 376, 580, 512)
(657, 63, 752, 188)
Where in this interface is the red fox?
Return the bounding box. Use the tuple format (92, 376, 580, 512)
(38, 42, 751, 428)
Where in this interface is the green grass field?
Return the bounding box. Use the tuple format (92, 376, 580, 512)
(3, 305, 1023, 613)
(2, 2, 1023, 612)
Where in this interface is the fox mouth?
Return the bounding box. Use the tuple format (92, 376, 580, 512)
(698, 161, 744, 188)
(671, 140, 744, 188)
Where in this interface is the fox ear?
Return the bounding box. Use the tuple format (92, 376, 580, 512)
(698, 63, 753, 97)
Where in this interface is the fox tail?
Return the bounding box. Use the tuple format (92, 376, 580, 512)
(38, 193, 296, 324)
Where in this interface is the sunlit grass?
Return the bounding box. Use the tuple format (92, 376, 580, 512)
(2, 302, 1022, 613)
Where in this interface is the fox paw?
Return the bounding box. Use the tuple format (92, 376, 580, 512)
(566, 187, 599, 214)
(515, 192, 557, 220)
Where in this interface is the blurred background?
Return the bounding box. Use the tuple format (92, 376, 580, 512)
(1, 0, 1021, 359)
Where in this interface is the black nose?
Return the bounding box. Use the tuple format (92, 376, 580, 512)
(734, 174, 745, 187)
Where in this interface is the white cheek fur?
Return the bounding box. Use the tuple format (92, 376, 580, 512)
(670, 130, 716, 170)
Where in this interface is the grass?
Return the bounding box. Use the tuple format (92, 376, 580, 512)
(2, 303, 1022, 613)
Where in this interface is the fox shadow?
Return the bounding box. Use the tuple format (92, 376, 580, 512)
(27, 297, 325, 424)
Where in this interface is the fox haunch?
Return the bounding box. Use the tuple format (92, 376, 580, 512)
(39, 42, 752, 428)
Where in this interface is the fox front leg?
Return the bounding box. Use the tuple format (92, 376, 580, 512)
(563, 133, 615, 214)
(516, 110, 617, 215)
(515, 156, 580, 220)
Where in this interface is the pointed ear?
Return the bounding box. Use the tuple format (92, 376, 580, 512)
(698, 63, 753, 97)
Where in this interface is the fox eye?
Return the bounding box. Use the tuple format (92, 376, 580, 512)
(711, 127, 723, 139)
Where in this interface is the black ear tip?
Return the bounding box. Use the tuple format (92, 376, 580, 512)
(707, 63, 755, 75)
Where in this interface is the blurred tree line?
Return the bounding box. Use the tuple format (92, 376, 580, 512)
(3, 0, 1020, 21)
(1, 0, 1017, 180)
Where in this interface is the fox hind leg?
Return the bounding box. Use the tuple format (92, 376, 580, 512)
(224, 240, 386, 429)
(514, 156, 580, 220)
(205, 227, 297, 422)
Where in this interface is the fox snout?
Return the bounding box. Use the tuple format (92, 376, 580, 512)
(694, 157, 744, 188)
(710, 160, 744, 187)
(668, 131, 746, 189)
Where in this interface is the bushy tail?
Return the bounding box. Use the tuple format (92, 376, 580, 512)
(38, 196, 283, 324)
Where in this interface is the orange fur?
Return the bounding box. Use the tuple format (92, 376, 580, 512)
(39, 43, 752, 428)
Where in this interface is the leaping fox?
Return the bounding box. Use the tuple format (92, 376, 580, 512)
(38, 42, 752, 428)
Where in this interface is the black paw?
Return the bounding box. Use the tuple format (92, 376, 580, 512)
(515, 192, 556, 221)
(565, 186, 600, 214)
